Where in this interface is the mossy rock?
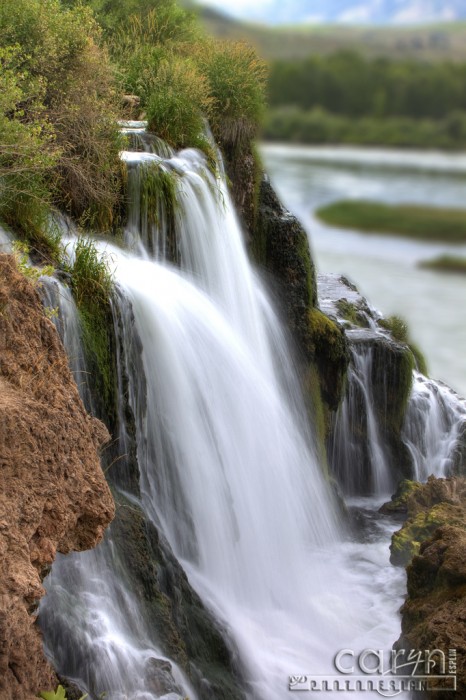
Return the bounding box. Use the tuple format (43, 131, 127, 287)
(369, 338, 414, 434)
(308, 308, 349, 411)
(380, 479, 423, 515)
(391, 502, 466, 567)
(336, 298, 371, 328)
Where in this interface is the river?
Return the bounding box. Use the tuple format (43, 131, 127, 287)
(261, 143, 466, 398)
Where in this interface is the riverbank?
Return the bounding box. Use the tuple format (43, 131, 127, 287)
(264, 108, 466, 151)
(316, 200, 466, 243)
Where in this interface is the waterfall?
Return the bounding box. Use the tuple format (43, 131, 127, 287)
(39, 138, 412, 699)
(40, 276, 95, 413)
(403, 372, 466, 481)
(329, 343, 393, 496)
(320, 273, 466, 497)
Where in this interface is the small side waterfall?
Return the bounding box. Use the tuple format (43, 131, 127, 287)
(320, 273, 466, 497)
(403, 372, 466, 481)
(40, 276, 95, 413)
(330, 343, 392, 496)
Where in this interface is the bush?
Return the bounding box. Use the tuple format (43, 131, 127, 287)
(0, 46, 58, 247)
(0, 0, 122, 231)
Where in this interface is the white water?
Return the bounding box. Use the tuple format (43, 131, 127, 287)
(331, 346, 393, 497)
(404, 372, 466, 481)
(105, 147, 408, 698)
(40, 142, 412, 699)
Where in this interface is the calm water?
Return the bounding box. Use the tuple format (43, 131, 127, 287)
(261, 144, 466, 398)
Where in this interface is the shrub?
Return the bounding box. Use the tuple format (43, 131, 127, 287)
(0, 0, 122, 231)
(0, 46, 59, 250)
(69, 236, 114, 309)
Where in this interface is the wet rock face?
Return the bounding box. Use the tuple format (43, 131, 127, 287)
(0, 254, 115, 700)
(254, 178, 349, 412)
(319, 274, 416, 494)
(392, 477, 466, 698)
(254, 176, 317, 342)
(110, 493, 247, 700)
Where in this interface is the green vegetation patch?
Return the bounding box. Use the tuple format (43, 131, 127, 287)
(378, 314, 428, 377)
(264, 107, 466, 150)
(316, 200, 466, 244)
(68, 237, 115, 416)
(419, 254, 466, 275)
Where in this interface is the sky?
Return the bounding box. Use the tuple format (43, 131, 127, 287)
(194, 0, 465, 25)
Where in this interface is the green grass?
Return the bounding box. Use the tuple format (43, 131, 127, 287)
(378, 315, 428, 375)
(316, 200, 466, 244)
(419, 254, 466, 274)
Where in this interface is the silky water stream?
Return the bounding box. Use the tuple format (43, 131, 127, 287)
(38, 131, 466, 699)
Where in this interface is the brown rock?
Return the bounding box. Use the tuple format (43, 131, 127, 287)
(0, 254, 115, 699)
(394, 477, 466, 698)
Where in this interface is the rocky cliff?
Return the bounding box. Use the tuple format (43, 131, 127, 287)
(389, 477, 466, 697)
(0, 254, 115, 700)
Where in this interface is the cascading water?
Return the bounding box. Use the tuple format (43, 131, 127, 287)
(39, 134, 415, 699)
(40, 276, 95, 413)
(330, 342, 393, 496)
(403, 372, 466, 481)
(320, 273, 466, 497)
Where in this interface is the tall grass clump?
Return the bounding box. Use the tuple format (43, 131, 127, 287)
(69, 237, 116, 413)
(379, 314, 428, 375)
(145, 57, 211, 149)
(196, 41, 267, 157)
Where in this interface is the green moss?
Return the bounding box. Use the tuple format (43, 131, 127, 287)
(316, 200, 466, 243)
(140, 164, 178, 220)
(378, 314, 428, 376)
(69, 237, 116, 419)
(409, 341, 429, 376)
(379, 314, 408, 343)
(391, 503, 466, 566)
(304, 362, 328, 470)
(377, 344, 414, 433)
(299, 235, 317, 309)
(380, 479, 423, 515)
(308, 308, 349, 411)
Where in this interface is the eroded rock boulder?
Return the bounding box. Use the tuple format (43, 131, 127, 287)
(0, 254, 115, 700)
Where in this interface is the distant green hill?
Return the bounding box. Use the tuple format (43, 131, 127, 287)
(186, 4, 466, 62)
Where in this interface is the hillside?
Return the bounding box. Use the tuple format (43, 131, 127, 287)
(189, 5, 466, 62)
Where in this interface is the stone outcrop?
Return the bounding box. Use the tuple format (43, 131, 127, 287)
(391, 477, 466, 697)
(253, 177, 349, 413)
(390, 476, 466, 566)
(0, 254, 115, 700)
